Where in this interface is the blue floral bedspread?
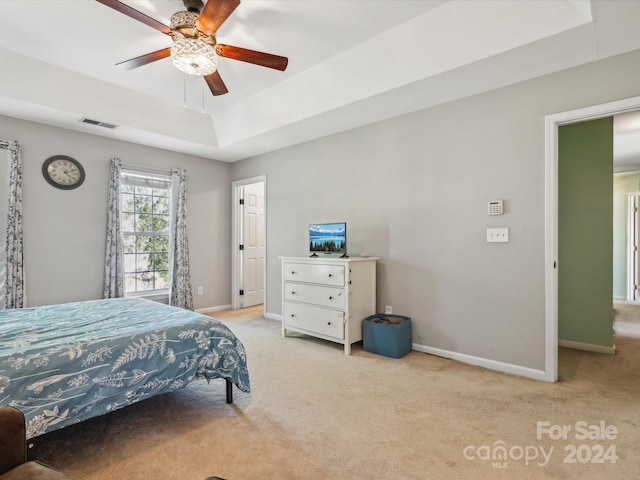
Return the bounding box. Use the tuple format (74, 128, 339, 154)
(0, 297, 250, 438)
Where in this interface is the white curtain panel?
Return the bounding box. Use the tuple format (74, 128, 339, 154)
(0, 146, 9, 308)
(169, 168, 193, 310)
(103, 157, 124, 298)
(0, 140, 24, 309)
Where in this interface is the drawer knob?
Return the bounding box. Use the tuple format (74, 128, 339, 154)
(328, 273, 333, 277)
(290, 314, 295, 318)
(291, 271, 296, 275)
(329, 296, 333, 300)
(291, 291, 296, 295)
(327, 321, 332, 326)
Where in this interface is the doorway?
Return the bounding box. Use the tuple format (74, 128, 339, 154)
(626, 192, 640, 301)
(545, 94, 640, 382)
(232, 176, 266, 311)
(557, 117, 614, 354)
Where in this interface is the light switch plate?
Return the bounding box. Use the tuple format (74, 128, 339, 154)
(487, 227, 509, 243)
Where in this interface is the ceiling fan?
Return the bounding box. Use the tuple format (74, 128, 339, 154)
(96, 0, 288, 96)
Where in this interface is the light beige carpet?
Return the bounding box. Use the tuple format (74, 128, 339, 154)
(614, 300, 640, 338)
(31, 307, 640, 479)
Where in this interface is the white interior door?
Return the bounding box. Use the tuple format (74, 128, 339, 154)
(629, 194, 640, 301)
(241, 182, 265, 307)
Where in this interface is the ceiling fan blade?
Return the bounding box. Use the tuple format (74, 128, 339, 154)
(96, 0, 171, 34)
(215, 44, 288, 71)
(204, 71, 229, 96)
(196, 0, 241, 36)
(116, 48, 172, 70)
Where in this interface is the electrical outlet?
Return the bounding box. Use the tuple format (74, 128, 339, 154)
(385, 305, 392, 314)
(197, 286, 203, 296)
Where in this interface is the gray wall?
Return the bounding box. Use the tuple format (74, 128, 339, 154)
(0, 116, 232, 310)
(231, 48, 640, 371)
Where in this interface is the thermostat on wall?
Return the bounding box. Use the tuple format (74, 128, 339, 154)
(488, 200, 504, 216)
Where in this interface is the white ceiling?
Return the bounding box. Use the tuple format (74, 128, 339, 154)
(1, 0, 640, 162)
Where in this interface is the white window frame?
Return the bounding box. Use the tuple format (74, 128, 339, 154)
(120, 169, 173, 299)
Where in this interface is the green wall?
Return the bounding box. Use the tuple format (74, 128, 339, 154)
(558, 117, 614, 348)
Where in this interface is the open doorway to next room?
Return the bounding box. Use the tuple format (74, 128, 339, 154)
(613, 111, 640, 338)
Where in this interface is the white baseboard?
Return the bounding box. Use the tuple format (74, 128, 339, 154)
(260, 317, 549, 381)
(558, 339, 615, 354)
(412, 343, 549, 382)
(196, 304, 232, 314)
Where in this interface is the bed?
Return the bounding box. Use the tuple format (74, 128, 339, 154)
(0, 297, 250, 438)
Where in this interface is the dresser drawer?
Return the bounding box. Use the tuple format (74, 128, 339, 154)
(283, 283, 345, 309)
(283, 262, 345, 286)
(284, 302, 345, 339)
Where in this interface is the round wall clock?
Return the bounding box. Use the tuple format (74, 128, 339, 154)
(42, 155, 85, 190)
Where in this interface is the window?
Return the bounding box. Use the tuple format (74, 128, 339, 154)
(120, 171, 172, 295)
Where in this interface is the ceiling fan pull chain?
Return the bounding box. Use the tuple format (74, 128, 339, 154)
(183, 74, 187, 108)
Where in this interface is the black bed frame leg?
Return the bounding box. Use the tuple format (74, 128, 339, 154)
(27, 441, 37, 461)
(225, 378, 233, 404)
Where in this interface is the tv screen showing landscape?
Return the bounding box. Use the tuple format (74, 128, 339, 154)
(309, 223, 346, 254)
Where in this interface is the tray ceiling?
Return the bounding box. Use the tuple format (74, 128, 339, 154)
(1, 1, 640, 161)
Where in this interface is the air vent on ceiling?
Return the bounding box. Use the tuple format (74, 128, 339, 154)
(79, 117, 119, 129)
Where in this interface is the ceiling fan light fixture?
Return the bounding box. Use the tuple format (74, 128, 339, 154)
(172, 38, 218, 76)
(170, 11, 199, 35)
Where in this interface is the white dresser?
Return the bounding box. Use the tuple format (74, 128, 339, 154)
(280, 256, 378, 355)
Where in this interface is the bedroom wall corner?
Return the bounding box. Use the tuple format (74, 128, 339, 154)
(0, 114, 232, 309)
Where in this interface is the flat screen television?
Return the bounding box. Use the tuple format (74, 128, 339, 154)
(309, 222, 347, 257)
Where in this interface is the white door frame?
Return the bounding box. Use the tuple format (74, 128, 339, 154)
(626, 192, 640, 301)
(232, 175, 267, 311)
(545, 94, 640, 382)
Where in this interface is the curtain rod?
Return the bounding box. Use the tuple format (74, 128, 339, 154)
(121, 161, 172, 177)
